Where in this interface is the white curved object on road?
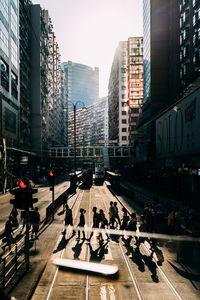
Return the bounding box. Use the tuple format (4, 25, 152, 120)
(53, 258, 118, 276)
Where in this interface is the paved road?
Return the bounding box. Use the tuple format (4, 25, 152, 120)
(0, 181, 70, 231)
(8, 182, 200, 300)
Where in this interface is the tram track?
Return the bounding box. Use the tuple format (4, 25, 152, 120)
(45, 189, 83, 300)
(101, 189, 144, 300)
(103, 181, 184, 300)
(30, 182, 199, 300)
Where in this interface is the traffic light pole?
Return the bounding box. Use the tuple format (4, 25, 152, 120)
(52, 186, 55, 220)
(2, 138, 7, 194)
(25, 208, 30, 271)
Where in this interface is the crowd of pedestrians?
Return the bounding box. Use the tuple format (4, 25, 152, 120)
(61, 192, 200, 247)
(62, 199, 141, 243)
(2, 205, 41, 253)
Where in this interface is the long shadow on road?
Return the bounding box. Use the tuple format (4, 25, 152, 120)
(53, 229, 75, 253)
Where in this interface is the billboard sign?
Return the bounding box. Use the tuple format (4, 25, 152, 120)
(156, 88, 200, 158)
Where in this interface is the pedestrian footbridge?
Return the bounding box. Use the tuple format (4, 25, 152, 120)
(49, 146, 135, 158)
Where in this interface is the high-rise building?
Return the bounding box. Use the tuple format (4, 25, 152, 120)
(30, 6, 62, 154)
(137, 0, 180, 161)
(108, 37, 143, 146)
(180, 0, 200, 89)
(42, 10, 62, 147)
(135, 0, 200, 196)
(142, 0, 180, 118)
(128, 37, 143, 146)
(62, 61, 99, 112)
(0, 0, 20, 147)
(19, 0, 32, 149)
(68, 97, 108, 147)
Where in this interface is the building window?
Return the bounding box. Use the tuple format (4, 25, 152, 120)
(183, 27, 189, 40)
(0, 20, 9, 56)
(131, 74, 140, 79)
(131, 126, 136, 131)
(122, 128, 127, 132)
(122, 111, 126, 115)
(183, 10, 189, 24)
(131, 108, 139, 113)
(122, 136, 127, 141)
(131, 117, 138, 122)
(0, 58, 9, 91)
(122, 119, 127, 124)
(11, 71, 18, 99)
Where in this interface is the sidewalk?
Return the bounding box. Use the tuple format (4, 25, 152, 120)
(120, 176, 200, 268)
(0, 181, 70, 259)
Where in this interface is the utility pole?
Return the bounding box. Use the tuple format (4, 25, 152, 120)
(49, 171, 55, 220)
(25, 208, 30, 271)
(2, 138, 7, 194)
(73, 105, 77, 174)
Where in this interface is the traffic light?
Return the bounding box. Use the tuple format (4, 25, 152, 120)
(49, 171, 55, 187)
(10, 180, 38, 210)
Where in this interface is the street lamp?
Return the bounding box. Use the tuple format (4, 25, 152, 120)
(64, 101, 86, 173)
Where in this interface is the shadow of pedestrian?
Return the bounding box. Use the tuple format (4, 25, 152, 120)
(110, 230, 120, 243)
(150, 244, 164, 266)
(53, 229, 75, 253)
(131, 245, 145, 272)
(122, 237, 145, 272)
(141, 250, 159, 282)
(72, 239, 85, 259)
(88, 240, 108, 262)
(168, 261, 200, 282)
(121, 236, 134, 256)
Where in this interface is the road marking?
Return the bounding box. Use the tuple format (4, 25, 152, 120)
(143, 242, 183, 300)
(100, 285, 107, 300)
(119, 243, 144, 300)
(108, 285, 116, 300)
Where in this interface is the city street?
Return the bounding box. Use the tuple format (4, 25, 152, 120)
(1, 0, 200, 299)
(0, 180, 70, 231)
(6, 181, 200, 300)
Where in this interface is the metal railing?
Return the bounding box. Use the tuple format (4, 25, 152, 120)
(0, 237, 25, 288)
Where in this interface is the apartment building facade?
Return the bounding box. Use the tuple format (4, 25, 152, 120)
(30, 6, 62, 154)
(180, 0, 200, 89)
(108, 37, 143, 147)
(68, 96, 108, 148)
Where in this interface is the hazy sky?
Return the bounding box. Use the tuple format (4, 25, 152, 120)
(33, 0, 143, 97)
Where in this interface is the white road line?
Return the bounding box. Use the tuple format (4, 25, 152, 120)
(108, 284, 116, 300)
(100, 284, 107, 300)
(46, 191, 81, 300)
(119, 243, 144, 300)
(143, 242, 183, 300)
(46, 245, 65, 300)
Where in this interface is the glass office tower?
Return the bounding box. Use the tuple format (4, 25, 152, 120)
(143, 0, 151, 105)
(0, 0, 20, 146)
